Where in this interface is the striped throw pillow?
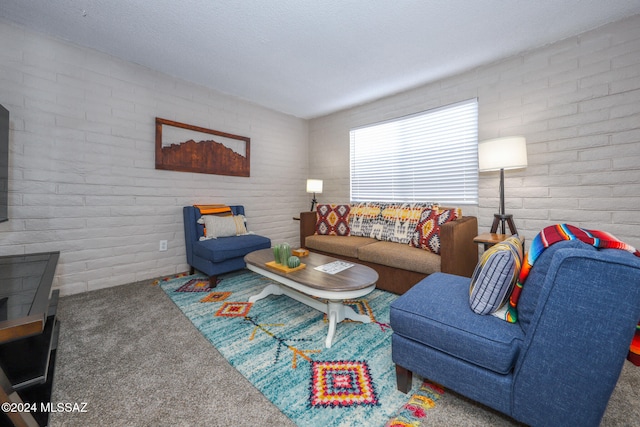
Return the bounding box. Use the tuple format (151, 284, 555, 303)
(469, 236, 523, 315)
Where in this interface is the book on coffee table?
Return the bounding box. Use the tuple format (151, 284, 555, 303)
(314, 261, 354, 275)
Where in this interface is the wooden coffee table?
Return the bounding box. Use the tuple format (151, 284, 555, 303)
(244, 249, 378, 348)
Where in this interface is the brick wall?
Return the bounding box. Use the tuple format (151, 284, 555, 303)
(3, 13, 639, 295)
(309, 14, 640, 249)
(0, 20, 309, 295)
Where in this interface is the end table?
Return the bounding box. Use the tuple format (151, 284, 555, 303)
(473, 233, 510, 251)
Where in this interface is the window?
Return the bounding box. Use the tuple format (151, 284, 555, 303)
(350, 98, 478, 205)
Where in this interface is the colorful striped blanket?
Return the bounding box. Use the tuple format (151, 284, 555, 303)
(504, 224, 640, 323)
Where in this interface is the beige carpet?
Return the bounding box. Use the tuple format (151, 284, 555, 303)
(50, 277, 640, 426)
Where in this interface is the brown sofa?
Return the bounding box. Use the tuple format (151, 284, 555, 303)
(299, 210, 478, 294)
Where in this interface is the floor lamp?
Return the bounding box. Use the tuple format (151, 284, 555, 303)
(306, 179, 323, 211)
(478, 136, 528, 235)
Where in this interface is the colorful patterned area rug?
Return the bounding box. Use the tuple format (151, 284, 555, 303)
(158, 270, 443, 427)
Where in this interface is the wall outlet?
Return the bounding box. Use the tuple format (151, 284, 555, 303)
(159, 240, 168, 251)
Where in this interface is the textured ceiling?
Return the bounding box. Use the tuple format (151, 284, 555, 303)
(2, 1, 640, 119)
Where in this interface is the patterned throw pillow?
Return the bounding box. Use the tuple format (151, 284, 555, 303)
(381, 202, 434, 244)
(468, 236, 524, 315)
(409, 208, 459, 254)
(348, 202, 383, 238)
(315, 204, 351, 236)
(349, 202, 436, 242)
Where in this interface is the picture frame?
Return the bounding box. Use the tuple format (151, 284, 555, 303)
(155, 118, 250, 177)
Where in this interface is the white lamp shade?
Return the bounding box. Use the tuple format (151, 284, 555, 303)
(478, 136, 528, 172)
(306, 179, 323, 193)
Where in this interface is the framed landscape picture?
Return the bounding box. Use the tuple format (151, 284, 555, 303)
(155, 118, 250, 177)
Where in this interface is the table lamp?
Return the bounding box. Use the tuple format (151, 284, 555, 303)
(478, 136, 528, 235)
(306, 179, 323, 211)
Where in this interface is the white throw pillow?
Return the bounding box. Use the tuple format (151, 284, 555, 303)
(200, 215, 247, 239)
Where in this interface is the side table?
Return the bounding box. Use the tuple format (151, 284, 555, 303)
(473, 233, 510, 251)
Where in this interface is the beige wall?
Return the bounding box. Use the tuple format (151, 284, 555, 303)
(309, 14, 640, 249)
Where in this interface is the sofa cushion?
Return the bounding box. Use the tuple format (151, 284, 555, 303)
(192, 234, 271, 263)
(409, 208, 459, 254)
(391, 273, 524, 374)
(305, 235, 377, 258)
(469, 236, 523, 315)
(358, 241, 441, 275)
(315, 204, 350, 236)
(517, 239, 597, 332)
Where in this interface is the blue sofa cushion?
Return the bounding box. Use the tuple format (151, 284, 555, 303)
(391, 273, 524, 374)
(192, 234, 271, 263)
(517, 240, 597, 332)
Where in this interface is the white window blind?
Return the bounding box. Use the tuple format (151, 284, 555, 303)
(350, 98, 478, 204)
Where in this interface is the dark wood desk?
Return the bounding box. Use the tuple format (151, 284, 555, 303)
(0, 252, 60, 427)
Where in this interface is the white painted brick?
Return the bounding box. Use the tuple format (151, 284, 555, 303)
(610, 102, 640, 119)
(612, 184, 640, 199)
(548, 109, 610, 131)
(611, 74, 640, 95)
(586, 62, 640, 91)
(580, 197, 640, 211)
(549, 134, 610, 151)
(613, 155, 640, 171)
(523, 103, 576, 125)
(0, 21, 309, 295)
(611, 49, 640, 69)
(579, 115, 639, 136)
(580, 89, 640, 112)
(524, 197, 579, 210)
(580, 170, 640, 185)
(310, 15, 640, 253)
(549, 185, 612, 198)
(548, 209, 612, 223)
(581, 143, 638, 161)
(549, 159, 612, 175)
(546, 82, 610, 108)
(516, 207, 552, 220)
(5, 15, 640, 295)
(613, 211, 640, 224)
(548, 59, 610, 87)
(529, 149, 577, 164)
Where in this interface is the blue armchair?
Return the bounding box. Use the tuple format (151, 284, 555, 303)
(183, 205, 271, 286)
(390, 239, 640, 426)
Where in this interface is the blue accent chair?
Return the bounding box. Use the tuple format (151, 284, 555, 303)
(390, 240, 640, 426)
(183, 205, 271, 285)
